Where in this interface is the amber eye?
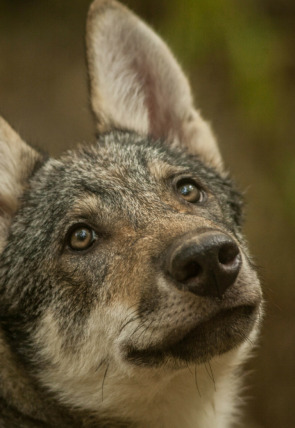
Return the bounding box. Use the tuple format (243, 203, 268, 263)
(68, 225, 96, 251)
(176, 180, 204, 203)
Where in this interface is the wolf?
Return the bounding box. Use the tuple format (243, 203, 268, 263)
(0, 1, 262, 427)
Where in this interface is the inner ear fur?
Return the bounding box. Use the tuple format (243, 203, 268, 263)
(0, 116, 43, 249)
(86, 0, 223, 170)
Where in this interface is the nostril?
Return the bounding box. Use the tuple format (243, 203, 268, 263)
(174, 260, 202, 283)
(182, 261, 202, 282)
(218, 242, 240, 266)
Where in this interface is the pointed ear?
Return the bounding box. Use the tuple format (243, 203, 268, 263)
(0, 117, 43, 250)
(86, 0, 223, 170)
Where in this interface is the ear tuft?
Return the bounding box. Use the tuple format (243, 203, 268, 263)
(0, 117, 43, 250)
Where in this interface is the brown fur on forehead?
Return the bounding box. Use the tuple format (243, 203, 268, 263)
(67, 156, 207, 223)
(71, 193, 101, 218)
(57, 131, 221, 197)
(28, 131, 242, 243)
(147, 160, 186, 181)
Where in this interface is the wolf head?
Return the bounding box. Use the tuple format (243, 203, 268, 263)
(0, 0, 262, 426)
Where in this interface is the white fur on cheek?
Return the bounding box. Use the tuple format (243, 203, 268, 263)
(33, 301, 261, 428)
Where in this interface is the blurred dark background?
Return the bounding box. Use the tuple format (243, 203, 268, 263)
(0, 0, 294, 426)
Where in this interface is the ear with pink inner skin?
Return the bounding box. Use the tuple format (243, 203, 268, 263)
(86, 0, 223, 170)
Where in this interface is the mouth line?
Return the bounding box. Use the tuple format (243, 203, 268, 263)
(124, 304, 259, 366)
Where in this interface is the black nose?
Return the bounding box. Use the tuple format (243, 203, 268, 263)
(166, 231, 242, 299)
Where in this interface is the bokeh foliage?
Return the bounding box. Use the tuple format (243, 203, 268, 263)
(162, 0, 279, 131)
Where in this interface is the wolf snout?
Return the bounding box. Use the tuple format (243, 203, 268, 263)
(166, 231, 242, 299)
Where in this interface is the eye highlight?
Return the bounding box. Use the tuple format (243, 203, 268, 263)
(176, 179, 205, 203)
(68, 225, 96, 251)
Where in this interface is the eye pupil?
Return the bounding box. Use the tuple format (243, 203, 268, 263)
(180, 184, 194, 196)
(75, 229, 88, 242)
(177, 180, 203, 203)
(69, 226, 95, 251)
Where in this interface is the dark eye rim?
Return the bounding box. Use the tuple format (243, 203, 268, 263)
(65, 223, 98, 253)
(174, 176, 207, 204)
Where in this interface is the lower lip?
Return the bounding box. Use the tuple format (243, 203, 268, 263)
(124, 303, 259, 366)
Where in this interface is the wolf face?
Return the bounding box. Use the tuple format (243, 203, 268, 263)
(0, 1, 262, 427)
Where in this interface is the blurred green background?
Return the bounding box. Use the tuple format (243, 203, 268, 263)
(0, 0, 294, 426)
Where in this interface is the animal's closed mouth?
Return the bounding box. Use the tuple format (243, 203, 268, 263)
(124, 304, 259, 366)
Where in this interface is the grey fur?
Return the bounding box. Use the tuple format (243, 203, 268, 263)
(0, 1, 262, 427)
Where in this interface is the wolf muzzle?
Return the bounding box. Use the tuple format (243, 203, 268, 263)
(165, 230, 241, 299)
